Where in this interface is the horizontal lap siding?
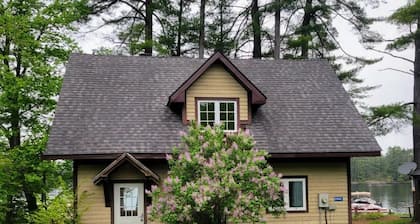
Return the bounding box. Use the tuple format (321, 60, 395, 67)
(76, 161, 348, 224)
(265, 162, 349, 224)
(78, 164, 111, 224)
(186, 65, 248, 121)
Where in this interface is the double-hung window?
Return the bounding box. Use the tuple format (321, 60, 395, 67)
(282, 177, 307, 211)
(197, 100, 237, 132)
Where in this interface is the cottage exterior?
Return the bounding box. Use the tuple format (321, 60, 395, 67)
(44, 52, 381, 224)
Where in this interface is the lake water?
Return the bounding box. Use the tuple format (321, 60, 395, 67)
(351, 182, 413, 214)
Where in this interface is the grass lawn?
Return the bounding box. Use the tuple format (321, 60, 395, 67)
(353, 213, 413, 224)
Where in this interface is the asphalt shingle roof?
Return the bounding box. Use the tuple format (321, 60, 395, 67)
(44, 53, 381, 158)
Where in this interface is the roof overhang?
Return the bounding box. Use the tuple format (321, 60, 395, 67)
(92, 153, 160, 185)
(168, 52, 266, 106)
(43, 151, 380, 161)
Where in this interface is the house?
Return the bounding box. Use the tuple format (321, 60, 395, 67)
(43, 52, 381, 224)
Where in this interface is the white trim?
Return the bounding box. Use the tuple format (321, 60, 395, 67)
(197, 100, 237, 132)
(282, 177, 307, 211)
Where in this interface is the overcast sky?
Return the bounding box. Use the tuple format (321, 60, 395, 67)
(75, 1, 414, 153)
(334, 1, 414, 152)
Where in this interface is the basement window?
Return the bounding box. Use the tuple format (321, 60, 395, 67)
(197, 100, 237, 131)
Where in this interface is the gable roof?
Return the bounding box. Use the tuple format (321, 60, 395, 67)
(168, 52, 266, 105)
(93, 153, 160, 185)
(44, 53, 381, 159)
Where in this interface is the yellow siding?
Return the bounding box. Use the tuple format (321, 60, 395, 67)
(109, 163, 146, 180)
(77, 161, 348, 224)
(77, 164, 111, 224)
(186, 64, 249, 121)
(264, 162, 349, 224)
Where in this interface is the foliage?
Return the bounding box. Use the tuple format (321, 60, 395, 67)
(351, 147, 413, 183)
(364, 103, 413, 136)
(353, 214, 413, 224)
(0, 0, 88, 222)
(362, 212, 385, 220)
(388, 0, 420, 50)
(29, 185, 74, 224)
(362, 0, 420, 136)
(149, 124, 283, 224)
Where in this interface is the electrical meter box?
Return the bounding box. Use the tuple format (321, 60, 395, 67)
(318, 193, 329, 208)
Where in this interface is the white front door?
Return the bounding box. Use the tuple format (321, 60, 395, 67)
(114, 183, 144, 224)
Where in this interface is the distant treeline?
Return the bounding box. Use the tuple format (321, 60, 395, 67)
(351, 147, 413, 183)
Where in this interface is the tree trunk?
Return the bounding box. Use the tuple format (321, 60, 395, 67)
(218, 1, 224, 53)
(24, 189, 38, 212)
(5, 195, 14, 223)
(251, 0, 261, 58)
(301, 0, 312, 59)
(199, 0, 205, 58)
(145, 0, 153, 55)
(274, 0, 281, 59)
(176, 0, 183, 56)
(413, 18, 420, 224)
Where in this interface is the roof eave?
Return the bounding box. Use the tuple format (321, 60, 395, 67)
(42, 150, 380, 160)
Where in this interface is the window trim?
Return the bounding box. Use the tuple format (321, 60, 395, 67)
(281, 176, 308, 212)
(196, 98, 238, 132)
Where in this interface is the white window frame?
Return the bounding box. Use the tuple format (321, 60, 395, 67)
(282, 177, 307, 211)
(197, 100, 237, 132)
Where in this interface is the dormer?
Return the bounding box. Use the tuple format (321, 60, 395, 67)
(168, 52, 266, 131)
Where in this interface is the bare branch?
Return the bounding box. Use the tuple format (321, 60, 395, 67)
(120, 0, 146, 19)
(368, 48, 414, 64)
(378, 68, 413, 76)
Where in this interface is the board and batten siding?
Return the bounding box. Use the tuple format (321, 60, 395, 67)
(77, 164, 111, 224)
(186, 64, 249, 121)
(265, 162, 349, 224)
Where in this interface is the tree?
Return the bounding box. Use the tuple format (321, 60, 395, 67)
(386, 0, 420, 221)
(251, 0, 261, 58)
(351, 147, 413, 183)
(149, 125, 283, 224)
(206, 0, 237, 55)
(199, 0, 206, 58)
(0, 0, 88, 222)
(273, 0, 281, 59)
(89, 0, 157, 55)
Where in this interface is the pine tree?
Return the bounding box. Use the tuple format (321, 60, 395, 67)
(387, 0, 420, 221)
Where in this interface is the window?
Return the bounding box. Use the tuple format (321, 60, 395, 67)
(197, 100, 237, 131)
(282, 177, 307, 211)
(119, 187, 139, 216)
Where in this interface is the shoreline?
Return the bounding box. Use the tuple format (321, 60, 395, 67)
(351, 181, 410, 185)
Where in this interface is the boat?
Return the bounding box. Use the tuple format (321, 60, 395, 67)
(351, 192, 389, 213)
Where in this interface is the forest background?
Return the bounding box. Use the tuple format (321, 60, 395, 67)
(0, 0, 416, 223)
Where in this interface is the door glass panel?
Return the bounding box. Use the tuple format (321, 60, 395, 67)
(120, 187, 138, 217)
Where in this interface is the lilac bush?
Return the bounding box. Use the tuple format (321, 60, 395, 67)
(149, 124, 284, 224)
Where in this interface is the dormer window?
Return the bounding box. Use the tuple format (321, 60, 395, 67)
(197, 100, 237, 131)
